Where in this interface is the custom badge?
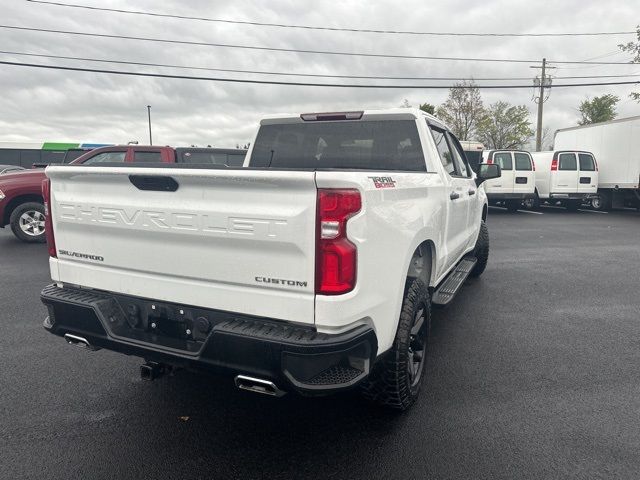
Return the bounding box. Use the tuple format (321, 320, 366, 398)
(368, 176, 396, 188)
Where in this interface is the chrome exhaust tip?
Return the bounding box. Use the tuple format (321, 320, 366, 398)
(64, 333, 100, 351)
(234, 375, 286, 397)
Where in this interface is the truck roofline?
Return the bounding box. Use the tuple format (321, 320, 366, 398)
(259, 108, 448, 128)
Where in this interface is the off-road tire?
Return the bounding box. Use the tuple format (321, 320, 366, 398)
(360, 278, 431, 411)
(9, 202, 46, 243)
(470, 220, 489, 278)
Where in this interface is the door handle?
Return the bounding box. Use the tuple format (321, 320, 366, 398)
(450, 192, 460, 200)
(468, 189, 476, 196)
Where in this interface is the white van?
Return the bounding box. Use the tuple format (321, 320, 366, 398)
(482, 150, 536, 211)
(530, 150, 598, 210)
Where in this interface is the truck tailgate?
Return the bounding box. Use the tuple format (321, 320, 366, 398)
(46, 166, 317, 324)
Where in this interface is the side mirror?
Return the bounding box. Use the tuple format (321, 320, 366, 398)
(476, 163, 501, 186)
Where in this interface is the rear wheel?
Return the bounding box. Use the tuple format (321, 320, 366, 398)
(522, 197, 535, 210)
(9, 202, 46, 243)
(591, 192, 610, 211)
(361, 278, 430, 411)
(470, 220, 489, 278)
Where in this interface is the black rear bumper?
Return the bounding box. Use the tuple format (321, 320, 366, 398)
(41, 284, 377, 395)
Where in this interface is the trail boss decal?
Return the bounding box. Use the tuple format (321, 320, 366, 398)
(368, 176, 396, 189)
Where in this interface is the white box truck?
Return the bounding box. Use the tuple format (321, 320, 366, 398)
(554, 116, 640, 210)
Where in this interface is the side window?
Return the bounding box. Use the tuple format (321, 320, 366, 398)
(493, 152, 513, 170)
(578, 153, 595, 171)
(430, 127, 456, 176)
(445, 132, 470, 177)
(514, 152, 532, 171)
(226, 153, 246, 166)
(558, 153, 577, 171)
(133, 151, 163, 163)
(83, 151, 126, 165)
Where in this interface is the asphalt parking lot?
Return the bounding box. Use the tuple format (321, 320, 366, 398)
(1, 208, 639, 480)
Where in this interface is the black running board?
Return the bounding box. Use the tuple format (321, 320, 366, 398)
(432, 256, 477, 306)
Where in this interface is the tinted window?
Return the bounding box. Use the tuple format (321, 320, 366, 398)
(493, 152, 513, 170)
(134, 151, 163, 163)
(227, 153, 246, 166)
(430, 127, 456, 176)
(558, 153, 577, 171)
(250, 120, 426, 171)
(446, 132, 470, 177)
(180, 152, 228, 165)
(514, 152, 532, 171)
(578, 153, 595, 171)
(83, 151, 126, 165)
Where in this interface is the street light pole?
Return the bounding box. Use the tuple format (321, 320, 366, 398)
(147, 105, 153, 145)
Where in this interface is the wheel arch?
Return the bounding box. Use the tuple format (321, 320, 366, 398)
(3, 194, 44, 226)
(406, 240, 436, 289)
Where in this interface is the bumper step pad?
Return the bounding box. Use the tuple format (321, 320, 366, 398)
(432, 256, 477, 306)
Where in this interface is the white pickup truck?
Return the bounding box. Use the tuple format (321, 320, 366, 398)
(40, 109, 500, 410)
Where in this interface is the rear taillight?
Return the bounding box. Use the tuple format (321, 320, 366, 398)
(316, 189, 361, 295)
(531, 159, 536, 171)
(486, 157, 493, 164)
(594, 157, 599, 171)
(551, 158, 558, 171)
(42, 178, 56, 257)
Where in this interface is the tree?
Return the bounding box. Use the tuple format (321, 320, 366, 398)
(540, 126, 554, 151)
(476, 101, 534, 150)
(436, 81, 484, 140)
(419, 102, 436, 115)
(578, 94, 620, 125)
(619, 27, 640, 102)
(400, 99, 411, 108)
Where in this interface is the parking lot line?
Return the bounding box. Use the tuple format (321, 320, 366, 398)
(578, 209, 608, 214)
(517, 209, 544, 215)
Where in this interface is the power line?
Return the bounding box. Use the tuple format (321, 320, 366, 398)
(2, 50, 640, 81)
(1, 25, 637, 65)
(25, 0, 638, 38)
(2, 60, 639, 89)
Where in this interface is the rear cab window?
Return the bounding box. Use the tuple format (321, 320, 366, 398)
(514, 152, 533, 171)
(82, 151, 126, 165)
(133, 151, 163, 163)
(180, 151, 228, 165)
(578, 153, 596, 171)
(558, 153, 577, 170)
(250, 119, 426, 171)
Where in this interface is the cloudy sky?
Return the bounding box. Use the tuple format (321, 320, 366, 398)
(1, 0, 639, 148)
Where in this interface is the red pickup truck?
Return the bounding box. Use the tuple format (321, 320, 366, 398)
(0, 145, 246, 243)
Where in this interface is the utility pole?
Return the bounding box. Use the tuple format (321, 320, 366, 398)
(530, 58, 555, 151)
(147, 105, 153, 145)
